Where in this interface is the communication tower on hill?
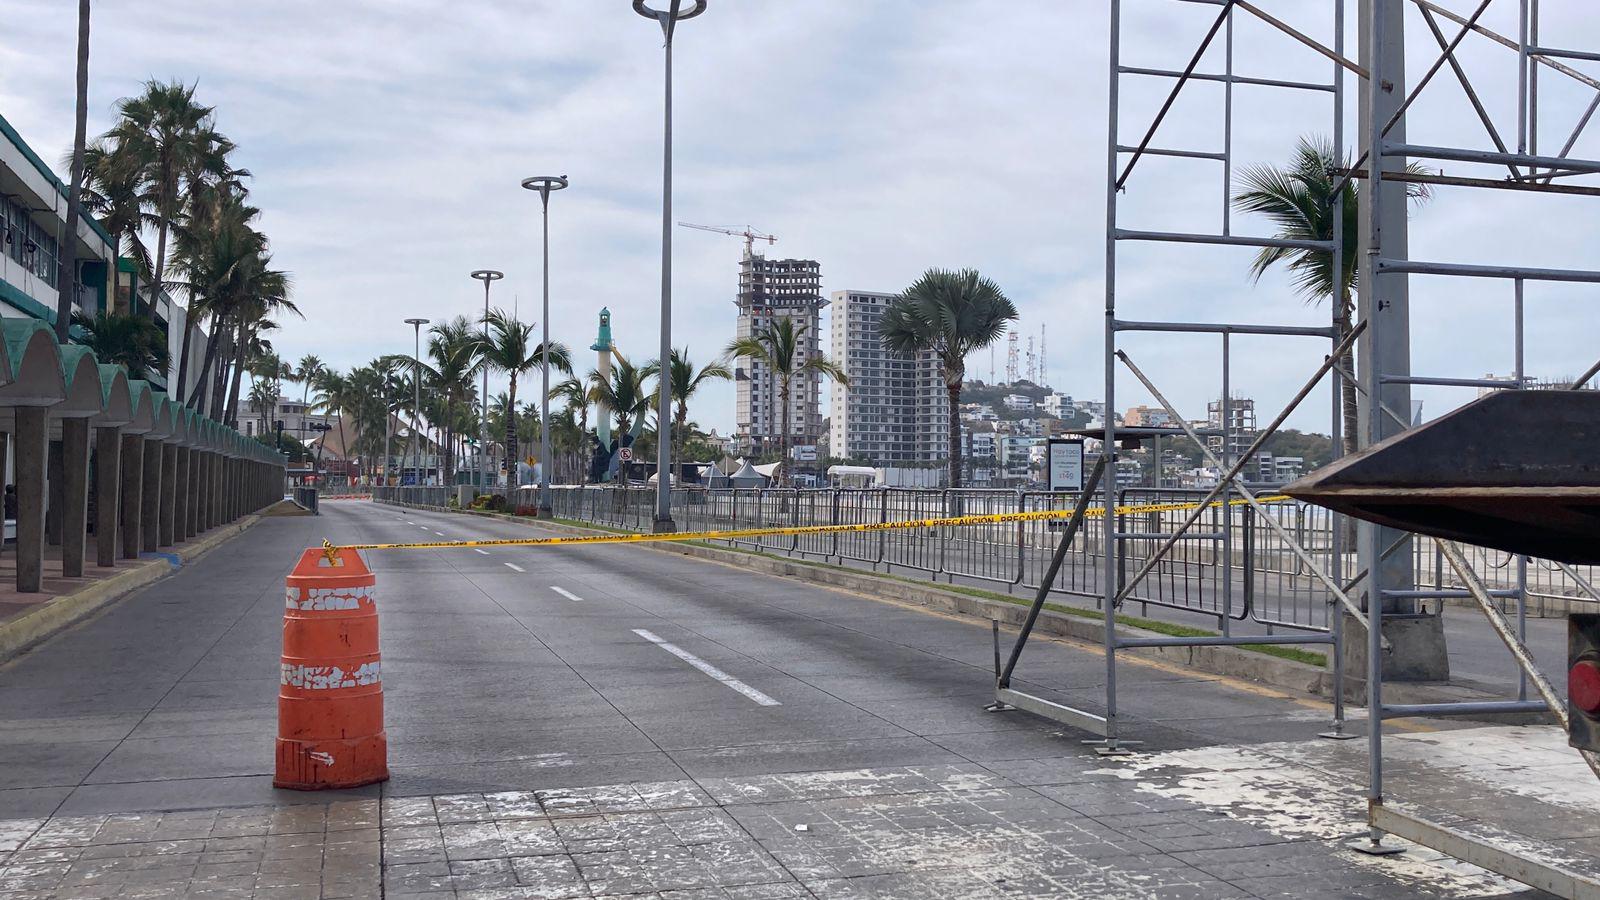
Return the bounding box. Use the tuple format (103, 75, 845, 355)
(1005, 332, 1019, 384)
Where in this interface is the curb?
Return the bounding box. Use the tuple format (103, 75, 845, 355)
(0, 516, 262, 662)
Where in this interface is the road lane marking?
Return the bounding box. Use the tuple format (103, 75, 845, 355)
(504, 562, 526, 573)
(433, 530, 446, 536)
(474, 549, 491, 555)
(631, 628, 780, 706)
(550, 586, 584, 602)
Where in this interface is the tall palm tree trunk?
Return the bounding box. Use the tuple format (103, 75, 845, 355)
(189, 321, 222, 408)
(779, 375, 791, 487)
(56, 0, 91, 343)
(506, 374, 519, 481)
(947, 381, 962, 489)
(224, 321, 248, 426)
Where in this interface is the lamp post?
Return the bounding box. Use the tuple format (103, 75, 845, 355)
(634, 0, 706, 532)
(519, 175, 568, 517)
(469, 270, 503, 489)
(405, 318, 429, 486)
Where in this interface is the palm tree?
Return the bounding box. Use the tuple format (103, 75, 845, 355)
(108, 80, 234, 318)
(1232, 136, 1430, 457)
(474, 308, 571, 469)
(660, 347, 730, 481)
(54, 0, 92, 342)
(550, 377, 592, 481)
(293, 354, 324, 409)
(881, 269, 1016, 489)
(724, 318, 847, 484)
(427, 317, 481, 482)
(247, 349, 289, 436)
(72, 310, 170, 380)
(80, 141, 151, 282)
(588, 353, 659, 438)
(310, 369, 351, 473)
(172, 186, 263, 404)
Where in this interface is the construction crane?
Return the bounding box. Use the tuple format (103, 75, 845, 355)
(678, 222, 777, 259)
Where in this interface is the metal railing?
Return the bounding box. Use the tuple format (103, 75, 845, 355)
(372, 484, 1600, 627)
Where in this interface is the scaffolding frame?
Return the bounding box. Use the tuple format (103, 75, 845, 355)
(1065, 0, 1600, 891)
(993, 0, 1363, 750)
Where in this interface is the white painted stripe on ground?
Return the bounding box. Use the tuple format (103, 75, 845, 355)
(631, 628, 780, 706)
(550, 586, 584, 602)
(433, 530, 446, 536)
(474, 548, 491, 555)
(505, 562, 526, 573)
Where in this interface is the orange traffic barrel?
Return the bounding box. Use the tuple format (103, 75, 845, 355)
(275, 546, 388, 790)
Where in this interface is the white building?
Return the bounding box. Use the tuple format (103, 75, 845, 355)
(828, 289, 948, 463)
(734, 255, 826, 454)
(240, 393, 335, 441)
(999, 435, 1040, 480)
(1003, 393, 1035, 412)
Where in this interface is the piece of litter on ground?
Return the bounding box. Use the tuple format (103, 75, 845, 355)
(793, 824, 809, 832)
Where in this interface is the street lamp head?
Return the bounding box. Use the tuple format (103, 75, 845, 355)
(520, 175, 569, 194)
(632, 0, 706, 21)
(404, 318, 429, 327)
(470, 270, 504, 283)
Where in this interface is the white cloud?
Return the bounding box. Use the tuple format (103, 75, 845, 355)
(3, 1, 1599, 436)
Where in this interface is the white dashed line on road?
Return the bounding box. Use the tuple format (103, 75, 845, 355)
(504, 563, 526, 573)
(631, 628, 780, 706)
(433, 530, 446, 536)
(550, 586, 584, 602)
(474, 549, 491, 555)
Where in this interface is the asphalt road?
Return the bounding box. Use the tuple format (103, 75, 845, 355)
(0, 499, 1350, 820)
(0, 499, 1583, 898)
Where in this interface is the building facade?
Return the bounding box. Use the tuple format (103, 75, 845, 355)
(734, 254, 827, 454)
(828, 289, 948, 464)
(0, 115, 116, 330)
(0, 114, 206, 397)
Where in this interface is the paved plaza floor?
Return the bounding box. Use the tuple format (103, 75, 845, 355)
(0, 500, 1594, 898)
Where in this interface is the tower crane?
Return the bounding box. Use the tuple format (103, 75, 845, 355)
(678, 222, 777, 259)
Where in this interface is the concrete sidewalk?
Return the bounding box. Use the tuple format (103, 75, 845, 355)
(0, 500, 1593, 898)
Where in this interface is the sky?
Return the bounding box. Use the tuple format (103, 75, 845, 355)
(4, 1, 1600, 439)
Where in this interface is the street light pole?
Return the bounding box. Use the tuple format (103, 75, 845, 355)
(405, 318, 429, 486)
(634, 0, 705, 533)
(469, 270, 503, 490)
(519, 176, 568, 517)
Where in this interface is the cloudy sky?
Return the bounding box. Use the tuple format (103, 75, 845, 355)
(4, 1, 1599, 437)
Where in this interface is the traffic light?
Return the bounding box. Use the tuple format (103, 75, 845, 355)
(1571, 613, 1600, 753)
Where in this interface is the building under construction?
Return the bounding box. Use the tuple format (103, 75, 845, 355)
(733, 254, 827, 455)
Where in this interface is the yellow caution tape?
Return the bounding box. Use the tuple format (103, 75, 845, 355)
(324, 494, 1291, 559)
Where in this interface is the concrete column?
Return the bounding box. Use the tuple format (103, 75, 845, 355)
(198, 452, 212, 532)
(211, 451, 223, 527)
(95, 426, 120, 568)
(141, 438, 162, 553)
(177, 447, 192, 540)
(14, 409, 47, 592)
(119, 434, 143, 560)
(60, 419, 89, 578)
(45, 440, 63, 546)
(159, 443, 177, 547)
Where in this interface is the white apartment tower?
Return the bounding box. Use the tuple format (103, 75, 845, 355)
(829, 290, 949, 463)
(734, 254, 827, 454)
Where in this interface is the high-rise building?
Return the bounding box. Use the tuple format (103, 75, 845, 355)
(733, 254, 827, 454)
(828, 290, 948, 463)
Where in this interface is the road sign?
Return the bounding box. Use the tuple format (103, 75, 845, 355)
(619, 447, 633, 463)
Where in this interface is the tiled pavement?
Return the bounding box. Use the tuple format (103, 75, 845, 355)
(3, 749, 1590, 899)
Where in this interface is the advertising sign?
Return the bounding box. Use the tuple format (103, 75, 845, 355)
(1047, 438, 1085, 492)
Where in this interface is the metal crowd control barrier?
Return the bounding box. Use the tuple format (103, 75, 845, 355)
(292, 487, 319, 515)
(372, 484, 1600, 628)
